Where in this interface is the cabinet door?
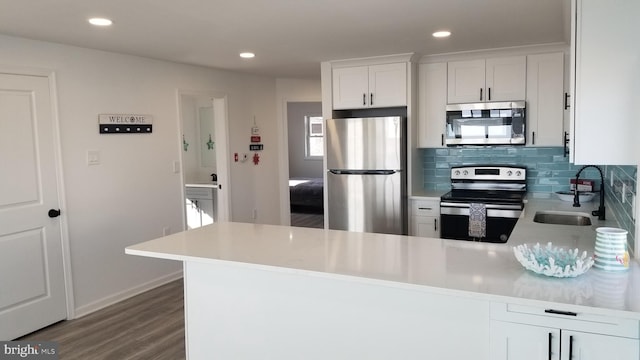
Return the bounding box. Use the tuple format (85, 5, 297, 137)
(368, 63, 407, 108)
(486, 56, 527, 102)
(526, 52, 564, 146)
(332, 66, 369, 109)
(410, 216, 438, 238)
(491, 321, 560, 360)
(447, 59, 485, 103)
(572, 0, 639, 164)
(560, 331, 639, 360)
(417, 62, 447, 147)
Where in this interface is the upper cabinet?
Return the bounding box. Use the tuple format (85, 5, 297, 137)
(332, 62, 407, 109)
(570, 0, 639, 165)
(447, 56, 526, 104)
(417, 62, 447, 148)
(526, 52, 565, 147)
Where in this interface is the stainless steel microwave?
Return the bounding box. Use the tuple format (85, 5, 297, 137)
(445, 101, 526, 146)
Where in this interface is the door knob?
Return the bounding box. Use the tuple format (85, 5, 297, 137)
(48, 209, 61, 218)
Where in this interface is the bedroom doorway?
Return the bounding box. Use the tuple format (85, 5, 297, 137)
(287, 102, 324, 228)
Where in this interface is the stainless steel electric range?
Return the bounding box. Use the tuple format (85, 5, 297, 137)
(440, 165, 527, 243)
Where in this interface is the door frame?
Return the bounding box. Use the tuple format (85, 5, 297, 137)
(176, 89, 231, 226)
(0, 65, 75, 319)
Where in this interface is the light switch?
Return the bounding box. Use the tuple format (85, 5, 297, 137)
(87, 150, 100, 166)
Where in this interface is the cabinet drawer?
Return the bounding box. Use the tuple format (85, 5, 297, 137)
(185, 187, 213, 200)
(491, 302, 639, 339)
(411, 199, 440, 217)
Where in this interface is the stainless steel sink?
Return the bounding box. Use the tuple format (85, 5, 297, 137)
(533, 210, 592, 226)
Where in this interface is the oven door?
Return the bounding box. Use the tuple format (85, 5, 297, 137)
(439, 202, 522, 243)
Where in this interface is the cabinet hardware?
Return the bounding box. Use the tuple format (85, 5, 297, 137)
(488, 87, 491, 101)
(480, 88, 483, 101)
(563, 132, 570, 157)
(532, 131, 536, 145)
(569, 335, 574, 359)
(370, 93, 373, 106)
(564, 93, 571, 110)
(544, 309, 577, 316)
(441, 134, 444, 146)
(548, 332, 552, 360)
(363, 93, 366, 106)
(434, 218, 438, 231)
(418, 207, 432, 210)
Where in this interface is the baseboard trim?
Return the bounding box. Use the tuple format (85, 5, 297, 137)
(73, 271, 183, 319)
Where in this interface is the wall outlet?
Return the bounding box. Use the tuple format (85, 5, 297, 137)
(610, 170, 615, 186)
(163, 227, 171, 236)
(252, 209, 257, 220)
(172, 161, 180, 174)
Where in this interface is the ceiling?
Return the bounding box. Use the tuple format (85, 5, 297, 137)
(0, 0, 571, 78)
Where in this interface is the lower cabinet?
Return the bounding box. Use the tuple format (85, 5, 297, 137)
(409, 198, 440, 238)
(185, 187, 215, 229)
(490, 303, 639, 360)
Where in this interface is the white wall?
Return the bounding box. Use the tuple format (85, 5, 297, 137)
(0, 34, 283, 316)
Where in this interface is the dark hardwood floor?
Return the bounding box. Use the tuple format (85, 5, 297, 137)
(19, 279, 185, 360)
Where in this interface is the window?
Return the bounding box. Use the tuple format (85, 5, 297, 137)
(305, 116, 324, 159)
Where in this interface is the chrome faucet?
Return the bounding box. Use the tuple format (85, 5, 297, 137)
(573, 165, 605, 220)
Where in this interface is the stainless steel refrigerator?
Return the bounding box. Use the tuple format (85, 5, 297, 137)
(326, 116, 407, 235)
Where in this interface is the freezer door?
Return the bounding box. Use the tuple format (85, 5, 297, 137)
(326, 117, 405, 170)
(328, 171, 406, 235)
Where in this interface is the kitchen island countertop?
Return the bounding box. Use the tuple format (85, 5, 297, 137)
(126, 196, 640, 319)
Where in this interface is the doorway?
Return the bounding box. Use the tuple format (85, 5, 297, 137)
(287, 102, 324, 228)
(178, 91, 231, 228)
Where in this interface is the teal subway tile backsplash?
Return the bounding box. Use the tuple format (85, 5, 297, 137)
(420, 146, 637, 254)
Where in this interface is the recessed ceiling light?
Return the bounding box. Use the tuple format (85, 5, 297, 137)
(239, 52, 255, 59)
(88, 18, 113, 26)
(432, 31, 451, 38)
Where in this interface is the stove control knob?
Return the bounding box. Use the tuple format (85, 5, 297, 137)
(507, 170, 513, 176)
(463, 170, 469, 176)
(454, 170, 460, 176)
(515, 170, 522, 177)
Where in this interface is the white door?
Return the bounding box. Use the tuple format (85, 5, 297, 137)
(0, 73, 67, 340)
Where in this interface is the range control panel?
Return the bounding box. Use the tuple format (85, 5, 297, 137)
(450, 165, 526, 181)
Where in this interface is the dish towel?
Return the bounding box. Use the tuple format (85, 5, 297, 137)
(468, 203, 486, 239)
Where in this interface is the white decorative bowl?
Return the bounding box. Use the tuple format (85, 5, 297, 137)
(555, 191, 595, 202)
(513, 242, 594, 278)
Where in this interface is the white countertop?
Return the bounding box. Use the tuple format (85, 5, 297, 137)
(126, 196, 640, 319)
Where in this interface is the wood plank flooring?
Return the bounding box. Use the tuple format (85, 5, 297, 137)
(18, 279, 185, 360)
(290, 212, 324, 229)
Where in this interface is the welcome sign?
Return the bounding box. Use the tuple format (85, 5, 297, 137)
(99, 114, 153, 134)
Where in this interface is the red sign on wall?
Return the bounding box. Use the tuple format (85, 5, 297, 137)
(251, 136, 261, 143)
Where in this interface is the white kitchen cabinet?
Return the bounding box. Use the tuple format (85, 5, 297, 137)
(491, 302, 639, 360)
(491, 321, 560, 360)
(447, 56, 526, 104)
(526, 52, 565, 146)
(409, 198, 440, 238)
(185, 187, 215, 229)
(570, 0, 639, 165)
(417, 62, 447, 147)
(332, 63, 407, 109)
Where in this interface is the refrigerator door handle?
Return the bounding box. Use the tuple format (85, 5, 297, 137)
(329, 170, 397, 175)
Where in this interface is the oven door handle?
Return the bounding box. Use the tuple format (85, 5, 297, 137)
(440, 202, 522, 210)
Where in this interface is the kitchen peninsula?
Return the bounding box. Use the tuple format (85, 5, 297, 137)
(126, 199, 640, 359)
